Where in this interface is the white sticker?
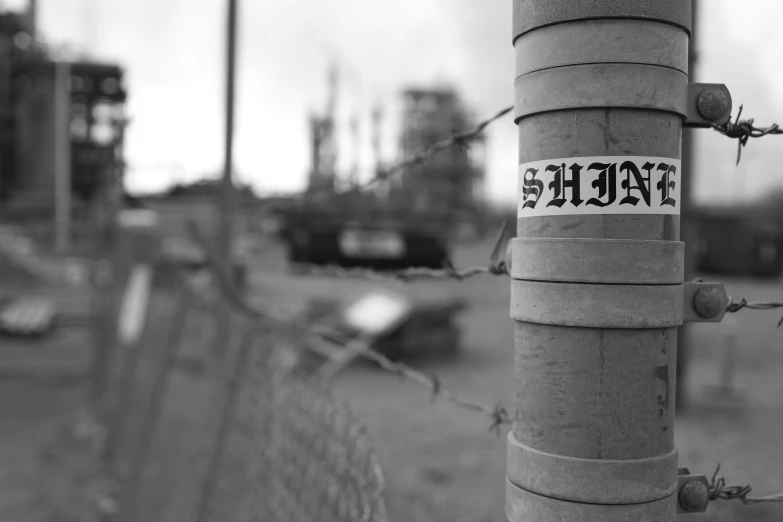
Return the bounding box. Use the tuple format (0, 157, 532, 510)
(518, 156, 680, 218)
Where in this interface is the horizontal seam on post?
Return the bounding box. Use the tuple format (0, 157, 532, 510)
(509, 280, 685, 287)
(514, 63, 688, 83)
(509, 278, 682, 286)
(512, 16, 691, 44)
(505, 476, 678, 506)
(513, 64, 688, 121)
(510, 281, 684, 328)
(513, 106, 688, 123)
(514, 61, 688, 82)
(508, 435, 679, 462)
(507, 434, 679, 504)
(505, 478, 677, 507)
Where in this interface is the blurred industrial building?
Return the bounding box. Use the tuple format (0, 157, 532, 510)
(0, 4, 126, 255)
(278, 65, 489, 270)
(694, 204, 783, 278)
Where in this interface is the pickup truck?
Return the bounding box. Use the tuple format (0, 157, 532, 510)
(281, 219, 450, 271)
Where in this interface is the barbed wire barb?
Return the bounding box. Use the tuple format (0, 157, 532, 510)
(488, 220, 511, 275)
(429, 375, 442, 403)
(488, 404, 510, 436)
(724, 296, 783, 328)
(711, 104, 783, 165)
(709, 463, 783, 504)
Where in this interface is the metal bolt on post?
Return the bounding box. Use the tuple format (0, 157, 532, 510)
(506, 1, 732, 520)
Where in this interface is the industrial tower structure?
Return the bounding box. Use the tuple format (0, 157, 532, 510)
(0, 3, 127, 252)
(0, 6, 44, 201)
(306, 63, 338, 195)
(395, 87, 487, 235)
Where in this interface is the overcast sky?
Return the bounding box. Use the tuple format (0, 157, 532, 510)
(4, 0, 783, 206)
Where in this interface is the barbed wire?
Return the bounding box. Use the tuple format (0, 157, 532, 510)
(291, 264, 505, 281)
(315, 334, 511, 434)
(709, 464, 783, 504)
(288, 221, 511, 282)
(238, 105, 513, 215)
(725, 297, 783, 315)
(344, 104, 512, 196)
(287, 256, 783, 326)
(716, 281, 783, 326)
(184, 221, 512, 434)
(711, 105, 783, 165)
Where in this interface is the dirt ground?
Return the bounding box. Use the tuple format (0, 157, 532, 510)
(1, 238, 783, 521)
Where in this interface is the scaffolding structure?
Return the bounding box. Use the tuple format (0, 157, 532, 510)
(0, 5, 127, 253)
(395, 87, 487, 236)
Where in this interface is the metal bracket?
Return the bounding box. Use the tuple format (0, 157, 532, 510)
(683, 281, 728, 323)
(515, 64, 687, 121)
(677, 468, 711, 514)
(510, 280, 683, 328)
(683, 83, 732, 128)
(510, 238, 684, 284)
(507, 434, 678, 505)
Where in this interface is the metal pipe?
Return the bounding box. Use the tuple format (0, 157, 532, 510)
(118, 290, 191, 522)
(218, 0, 238, 281)
(27, 0, 37, 40)
(507, 2, 690, 519)
(677, 0, 699, 414)
(53, 60, 71, 254)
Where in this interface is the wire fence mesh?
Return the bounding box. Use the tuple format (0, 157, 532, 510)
(91, 261, 388, 522)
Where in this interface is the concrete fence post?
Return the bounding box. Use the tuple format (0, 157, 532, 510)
(100, 209, 159, 460)
(507, 2, 691, 520)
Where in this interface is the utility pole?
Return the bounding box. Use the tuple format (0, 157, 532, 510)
(505, 2, 734, 519)
(323, 63, 338, 192)
(349, 113, 360, 188)
(27, 0, 37, 41)
(53, 60, 71, 254)
(370, 103, 388, 202)
(217, 0, 238, 281)
(677, 0, 699, 414)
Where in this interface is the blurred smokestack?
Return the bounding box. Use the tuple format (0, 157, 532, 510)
(349, 113, 360, 187)
(27, 0, 36, 40)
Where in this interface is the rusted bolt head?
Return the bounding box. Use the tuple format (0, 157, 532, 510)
(697, 88, 730, 122)
(679, 479, 710, 512)
(694, 286, 725, 319)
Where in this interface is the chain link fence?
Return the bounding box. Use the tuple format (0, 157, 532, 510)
(90, 250, 387, 522)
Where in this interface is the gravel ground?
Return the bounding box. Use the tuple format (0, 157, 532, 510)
(1, 239, 782, 521)
(0, 378, 97, 522)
